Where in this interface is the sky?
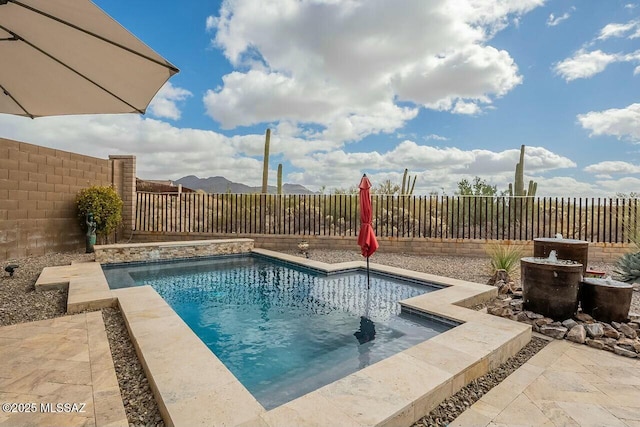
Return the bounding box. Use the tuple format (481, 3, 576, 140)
(1, 0, 639, 197)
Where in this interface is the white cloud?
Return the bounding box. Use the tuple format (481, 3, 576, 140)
(596, 177, 640, 195)
(204, 0, 539, 142)
(4, 112, 635, 197)
(577, 103, 640, 142)
(452, 100, 482, 115)
(554, 50, 620, 81)
(286, 142, 575, 194)
(534, 176, 598, 198)
(547, 12, 571, 27)
(147, 82, 192, 120)
(597, 20, 640, 40)
(584, 161, 640, 174)
(424, 134, 449, 141)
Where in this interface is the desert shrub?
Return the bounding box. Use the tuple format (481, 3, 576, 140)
(76, 185, 123, 239)
(486, 242, 525, 277)
(615, 252, 640, 283)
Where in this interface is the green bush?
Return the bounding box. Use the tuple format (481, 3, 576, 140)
(76, 186, 123, 239)
(486, 242, 525, 277)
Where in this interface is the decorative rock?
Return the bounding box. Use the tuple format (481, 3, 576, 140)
(539, 325, 568, 340)
(617, 323, 638, 339)
(613, 346, 638, 358)
(525, 311, 544, 320)
(575, 312, 594, 323)
(585, 323, 604, 338)
(617, 337, 637, 347)
(534, 318, 554, 327)
(512, 290, 523, 298)
(602, 324, 621, 339)
(633, 341, 640, 353)
(585, 338, 606, 350)
(497, 280, 511, 295)
(566, 325, 586, 344)
(509, 300, 523, 311)
(487, 269, 509, 286)
(612, 321, 622, 329)
(628, 321, 640, 331)
(562, 319, 578, 330)
(488, 306, 513, 318)
(516, 312, 533, 324)
(602, 338, 618, 350)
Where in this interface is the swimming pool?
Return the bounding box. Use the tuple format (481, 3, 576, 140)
(103, 254, 453, 409)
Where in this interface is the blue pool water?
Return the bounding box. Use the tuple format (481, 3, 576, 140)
(103, 255, 452, 409)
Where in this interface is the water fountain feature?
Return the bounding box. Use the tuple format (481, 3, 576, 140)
(533, 234, 589, 275)
(580, 276, 634, 323)
(521, 249, 583, 320)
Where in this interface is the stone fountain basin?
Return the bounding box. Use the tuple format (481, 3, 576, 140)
(521, 257, 583, 320)
(580, 278, 633, 323)
(533, 238, 589, 275)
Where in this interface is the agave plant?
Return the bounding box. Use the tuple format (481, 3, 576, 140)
(615, 251, 640, 283)
(486, 242, 525, 278)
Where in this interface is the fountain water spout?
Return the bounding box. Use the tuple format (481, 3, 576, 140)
(555, 233, 563, 239)
(548, 250, 558, 262)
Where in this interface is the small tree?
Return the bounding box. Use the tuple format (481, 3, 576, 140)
(455, 176, 497, 196)
(76, 185, 123, 242)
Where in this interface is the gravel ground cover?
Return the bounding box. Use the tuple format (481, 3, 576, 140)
(2, 249, 638, 427)
(103, 307, 164, 427)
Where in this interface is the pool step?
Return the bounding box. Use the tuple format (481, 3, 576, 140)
(35, 262, 116, 313)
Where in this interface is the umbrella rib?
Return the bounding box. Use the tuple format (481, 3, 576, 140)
(0, 83, 34, 118)
(0, 24, 145, 114)
(7, 0, 179, 74)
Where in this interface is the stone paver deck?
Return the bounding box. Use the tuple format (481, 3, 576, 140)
(452, 338, 640, 427)
(35, 261, 115, 314)
(0, 312, 127, 427)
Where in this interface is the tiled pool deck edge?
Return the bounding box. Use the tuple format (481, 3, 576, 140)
(114, 248, 531, 427)
(35, 243, 531, 426)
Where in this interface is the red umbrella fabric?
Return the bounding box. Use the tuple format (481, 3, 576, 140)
(357, 174, 379, 258)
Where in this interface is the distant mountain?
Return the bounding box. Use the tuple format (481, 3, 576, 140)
(174, 175, 317, 195)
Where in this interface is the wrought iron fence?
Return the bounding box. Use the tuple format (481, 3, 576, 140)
(135, 193, 639, 243)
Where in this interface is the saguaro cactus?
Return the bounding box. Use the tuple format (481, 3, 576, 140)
(508, 145, 537, 198)
(261, 128, 271, 194)
(277, 163, 283, 195)
(400, 168, 417, 195)
(508, 145, 538, 223)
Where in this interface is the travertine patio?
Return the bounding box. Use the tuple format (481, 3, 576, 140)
(0, 312, 127, 427)
(452, 338, 640, 427)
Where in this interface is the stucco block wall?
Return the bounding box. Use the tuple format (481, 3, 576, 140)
(131, 232, 633, 264)
(0, 138, 136, 260)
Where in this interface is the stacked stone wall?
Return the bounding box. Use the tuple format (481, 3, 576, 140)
(94, 239, 254, 264)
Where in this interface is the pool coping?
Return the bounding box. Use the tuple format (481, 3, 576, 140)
(38, 246, 532, 426)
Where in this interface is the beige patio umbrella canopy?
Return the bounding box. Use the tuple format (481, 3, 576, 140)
(0, 0, 179, 118)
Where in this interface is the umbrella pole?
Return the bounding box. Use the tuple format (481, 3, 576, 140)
(366, 256, 370, 290)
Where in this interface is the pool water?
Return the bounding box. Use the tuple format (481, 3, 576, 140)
(103, 255, 451, 409)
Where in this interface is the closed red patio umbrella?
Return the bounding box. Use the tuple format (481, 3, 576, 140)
(357, 174, 379, 289)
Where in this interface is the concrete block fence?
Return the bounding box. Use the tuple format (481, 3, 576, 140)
(131, 232, 633, 264)
(0, 138, 136, 259)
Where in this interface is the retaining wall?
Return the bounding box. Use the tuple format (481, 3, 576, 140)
(95, 238, 254, 264)
(131, 232, 633, 264)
